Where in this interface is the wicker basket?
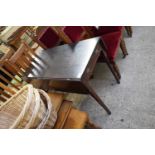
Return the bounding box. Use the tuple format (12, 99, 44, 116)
(0, 85, 33, 129)
(37, 89, 57, 129)
(0, 84, 57, 129)
(17, 88, 47, 129)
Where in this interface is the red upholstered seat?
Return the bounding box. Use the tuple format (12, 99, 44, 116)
(62, 26, 123, 61)
(63, 26, 84, 42)
(85, 26, 124, 61)
(101, 31, 122, 61)
(38, 27, 60, 49)
(97, 26, 124, 35)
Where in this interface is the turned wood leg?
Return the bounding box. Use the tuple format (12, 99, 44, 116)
(125, 26, 133, 37)
(120, 38, 128, 58)
(101, 50, 120, 84)
(111, 61, 121, 79)
(82, 81, 111, 115)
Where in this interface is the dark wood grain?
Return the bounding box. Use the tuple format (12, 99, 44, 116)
(28, 37, 100, 80)
(26, 37, 111, 114)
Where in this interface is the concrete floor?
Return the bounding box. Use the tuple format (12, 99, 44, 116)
(79, 26, 155, 128)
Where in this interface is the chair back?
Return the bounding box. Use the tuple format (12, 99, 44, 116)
(8, 42, 38, 77)
(37, 27, 61, 49)
(0, 61, 24, 103)
(97, 26, 124, 35)
(62, 26, 90, 42)
(7, 26, 32, 50)
(51, 26, 72, 43)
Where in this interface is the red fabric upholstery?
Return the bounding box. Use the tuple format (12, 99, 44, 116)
(63, 26, 84, 42)
(38, 27, 60, 49)
(83, 26, 124, 37)
(101, 31, 122, 61)
(62, 26, 123, 61)
(97, 26, 124, 36)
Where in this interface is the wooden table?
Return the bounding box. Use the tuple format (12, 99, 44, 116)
(26, 37, 118, 115)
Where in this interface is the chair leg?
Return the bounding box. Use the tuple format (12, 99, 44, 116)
(100, 50, 120, 84)
(111, 61, 121, 79)
(85, 119, 102, 129)
(125, 26, 133, 37)
(120, 38, 128, 58)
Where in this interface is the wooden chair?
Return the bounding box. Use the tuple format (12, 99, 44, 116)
(0, 42, 43, 89)
(0, 64, 23, 102)
(48, 93, 99, 129)
(8, 41, 39, 78)
(52, 26, 92, 43)
(0, 59, 43, 92)
(27, 26, 63, 50)
(92, 26, 130, 78)
(0, 44, 15, 61)
(62, 26, 91, 42)
(52, 26, 122, 81)
(78, 26, 129, 79)
(0, 67, 99, 129)
(51, 26, 72, 44)
(6, 26, 33, 50)
(88, 26, 128, 58)
(125, 26, 133, 37)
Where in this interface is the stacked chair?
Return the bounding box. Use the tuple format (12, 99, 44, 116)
(92, 26, 128, 79)
(56, 26, 132, 82)
(6, 26, 33, 50)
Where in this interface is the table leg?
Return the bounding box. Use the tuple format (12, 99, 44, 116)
(82, 81, 111, 115)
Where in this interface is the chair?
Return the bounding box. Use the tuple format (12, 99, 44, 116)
(51, 26, 73, 43)
(0, 67, 99, 129)
(30, 26, 62, 49)
(49, 93, 99, 129)
(89, 26, 133, 37)
(0, 59, 43, 93)
(0, 41, 43, 89)
(6, 26, 33, 50)
(51, 26, 92, 44)
(62, 26, 92, 42)
(54, 26, 122, 82)
(84, 26, 129, 79)
(0, 63, 23, 103)
(8, 41, 38, 77)
(91, 26, 128, 58)
(0, 45, 15, 61)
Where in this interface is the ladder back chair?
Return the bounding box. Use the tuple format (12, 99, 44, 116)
(8, 41, 39, 78)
